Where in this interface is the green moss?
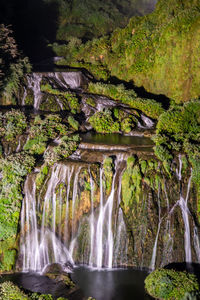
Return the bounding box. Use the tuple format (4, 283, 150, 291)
(0, 281, 27, 300)
(44, 134, 80, 166)
(68, 116, 79, 131)
(59, 0, 200, 102)
(40, 83, 80, 113)
(89, 109, 120, 133)
(139, 160, 147, 174)
(85, 97, 96, 107)
(122, 159, 142, 210)
(88, 82, 164, 119)
(0, 110, 27, 141)
(145, 269, 200, 300)
(0, 281, 55, 299)
(36, 165, 49, 190)
(103, 157, 113, 195)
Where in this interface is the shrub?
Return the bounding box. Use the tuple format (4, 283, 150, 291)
(44, 134, 80, 165)
(0, 152, 35, 241)
(0, 109, 27, 141)
(89, 109, 120, 133)
(145, 269, 200, 300)
(0, 281, 27, 300)
(0, 25, 31, 105)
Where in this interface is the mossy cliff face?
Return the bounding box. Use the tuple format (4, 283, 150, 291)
(0, 110, 79, 272)
(120, 154, 200, 268)
(58, 0, 200, 103)
(18, 152, 200, 270)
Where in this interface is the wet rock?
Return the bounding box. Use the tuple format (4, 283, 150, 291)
(43, 263, 75, 287)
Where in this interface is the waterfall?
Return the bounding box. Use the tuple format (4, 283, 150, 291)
(69, 166, 82, 258)
(178, 174, 192, 262)
(96, 168, 104, 268)
(54, 72, 83, 89)
(141, 114, 154, 128)
(169, 156, 193, 263)
(149, 186, 161, 270)
(26, 73, 43, 110)
(89, 167, 95, 267)
(20, 164, 74, 272)
(194, 226, 200, 262)
(19, 157, 128, 272)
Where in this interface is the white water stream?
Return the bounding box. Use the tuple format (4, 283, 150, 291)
(20, 157, 127, 272)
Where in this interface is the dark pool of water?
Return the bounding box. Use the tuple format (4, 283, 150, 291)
(81, 132, 154, 147)
(71, 267, 152, 300)
(0, 268, 152, 300)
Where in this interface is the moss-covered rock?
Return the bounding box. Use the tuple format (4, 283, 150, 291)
(60, 0, 200, 103)
(145, 268, 200, 299)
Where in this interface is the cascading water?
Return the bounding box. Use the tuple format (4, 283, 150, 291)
(19, 148, 200, 273)
(19, 156, 128, 272)
(20, 165, 74, 272)
(149, 186, 162, 270)
(23, 71, 85, 109)
(26, 73, 43, 110)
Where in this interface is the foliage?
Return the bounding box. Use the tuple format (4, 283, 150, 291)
(40, 83, 80, 113)
(44, 134, 80, 165)
(0, 109, 27, 141)
(68, 116, 79, 131)
(0, 281, 55, 300)
(88, 82, 164, 119)
(0, 24, 31, 104)
(122, 158, 142, 210)
(0, 281, 27, 300)
(50, 0, 155, 42)
(153, 100, 200, 181)
(85, 97, 96, 107)
(57, 0, 200, 102)
(0, 152, 35, 241)
(89, 109, 120, 133)
(103, 157, 113, 195)
(145, 269, 200, 300)
(24, 114, 68, 155)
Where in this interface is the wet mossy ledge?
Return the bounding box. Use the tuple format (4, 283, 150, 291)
(54, 0, 200, 103)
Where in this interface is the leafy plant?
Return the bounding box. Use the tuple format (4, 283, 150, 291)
(145, 269, 200, 300)
(89, 109, 120, 133)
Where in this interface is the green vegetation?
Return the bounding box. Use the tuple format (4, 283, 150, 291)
(44, 134, 80, 165)
(56, 0, 200, 103)
(89, 110, 120, 134)
(145, 269, 200, 299)
(0, 110, 80, 271)
(0, 152, 35, 270)
(0, 110, 27, 141)
(0, 281, 58, 299)
(50, 0, 155, 43)
(88, 82, 164, 119)
(68, 116, 79, 131)
(152, 100, 200, 182)
(0, 25, 31, 105)
(24, 114, 68, 155)
(40, 83, 80, 113)
(103, 157, 113, 195)
(85, 97, 96, 107)
(122, 157, 142, 210)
